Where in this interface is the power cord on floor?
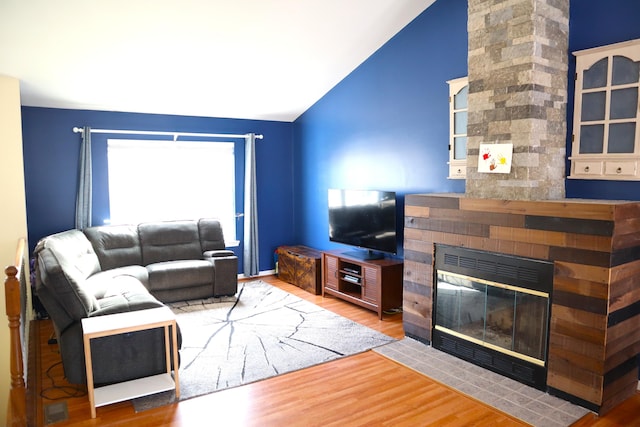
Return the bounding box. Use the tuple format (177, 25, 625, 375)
(383, 307, 403, 315)
(40, 353, 86, 400)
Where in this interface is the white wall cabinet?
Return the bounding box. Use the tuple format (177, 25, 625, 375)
(569, 38, 640, 180)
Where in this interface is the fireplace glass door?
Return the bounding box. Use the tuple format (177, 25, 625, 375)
(435, 270, 549, 365)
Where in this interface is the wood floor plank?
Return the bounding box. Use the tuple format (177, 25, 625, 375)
(30, 275, 639, 426)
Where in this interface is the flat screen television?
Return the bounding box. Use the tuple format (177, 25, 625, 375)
(328, 189, 397, 260)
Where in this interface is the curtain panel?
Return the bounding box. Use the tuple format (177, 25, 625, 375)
(75, 126, 92, 229)
(243, 133, 259, 276)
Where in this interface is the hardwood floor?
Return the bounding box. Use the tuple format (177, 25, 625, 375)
(29, 275, 640, 426)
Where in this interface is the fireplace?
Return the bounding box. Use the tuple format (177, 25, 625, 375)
(432, 245, 553, 390)
(403, 194, 640, 414)
(397, 0, 638, 416)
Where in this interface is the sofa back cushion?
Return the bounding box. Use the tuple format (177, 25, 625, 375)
(34, 230, 101, 319)
(84, 225, 142, 270)
(139, 220, 202, 265)
(198, 218, 227, 252)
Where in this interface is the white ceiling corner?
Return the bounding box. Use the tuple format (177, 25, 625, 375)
(0, 0, 435, 122)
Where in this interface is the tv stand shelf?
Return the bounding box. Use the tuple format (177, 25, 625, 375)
(321, 250, 403, 319)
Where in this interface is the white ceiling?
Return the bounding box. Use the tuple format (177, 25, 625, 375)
(0, 0, 435, 122)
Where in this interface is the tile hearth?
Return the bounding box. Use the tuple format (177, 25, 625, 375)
(374, 337, 591, 427)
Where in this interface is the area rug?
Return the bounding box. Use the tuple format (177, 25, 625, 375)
(133, 280, 394, 411)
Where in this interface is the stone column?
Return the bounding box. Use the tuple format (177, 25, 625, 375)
(466, 0, 569, 200)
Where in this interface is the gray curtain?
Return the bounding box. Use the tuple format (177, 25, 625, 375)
(243, 133, 259, 276)
(75, 126, 92, 229)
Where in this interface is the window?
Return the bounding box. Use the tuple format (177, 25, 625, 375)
(447, 77, 468, 179)
(569, 38, 640, 180)
(107, 139, 237, 242)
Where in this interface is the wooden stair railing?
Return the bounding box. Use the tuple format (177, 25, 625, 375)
(5, 237, 27, 427)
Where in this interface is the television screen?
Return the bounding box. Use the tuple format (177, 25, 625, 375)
(328, 189, 397, 259)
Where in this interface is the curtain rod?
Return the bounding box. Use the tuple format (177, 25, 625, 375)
(72, 127, 263, 140)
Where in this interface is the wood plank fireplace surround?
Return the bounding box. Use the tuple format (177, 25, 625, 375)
(403, 195, 640, 415)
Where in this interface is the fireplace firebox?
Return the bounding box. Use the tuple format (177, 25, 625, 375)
(433, 245, 554, 390)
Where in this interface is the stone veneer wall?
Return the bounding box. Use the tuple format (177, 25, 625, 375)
(466, 0, 569, 200)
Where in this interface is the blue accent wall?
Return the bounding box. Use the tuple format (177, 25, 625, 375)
(21, 107, 295, 273)
(293, 0, 640, 256)
(565, 0, 640, 199)
(293, 0, 468, 257)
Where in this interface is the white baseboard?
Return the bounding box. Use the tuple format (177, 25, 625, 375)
(239, 269, 275, 280)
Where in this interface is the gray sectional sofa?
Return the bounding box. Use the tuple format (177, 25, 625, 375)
(34, 218, 238, 385)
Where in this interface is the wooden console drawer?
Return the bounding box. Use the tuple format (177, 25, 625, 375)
(277, 246, 322, 295)
(604, 160, 636, 177)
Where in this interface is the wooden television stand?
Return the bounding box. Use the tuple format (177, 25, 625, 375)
(321, 250, 403, 320)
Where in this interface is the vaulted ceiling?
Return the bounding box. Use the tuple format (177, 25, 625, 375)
(0, 0, 436, 121)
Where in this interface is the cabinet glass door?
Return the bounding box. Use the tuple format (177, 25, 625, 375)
(447, 76, 469, 179)
(453, 85, 468, 160)
(579, 55, 639, 155)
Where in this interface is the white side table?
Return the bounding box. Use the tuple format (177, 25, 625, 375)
(81, 306, 180, 418)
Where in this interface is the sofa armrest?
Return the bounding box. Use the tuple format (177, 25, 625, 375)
(203, 249, 235, 258)
(208, 256, 238, 296)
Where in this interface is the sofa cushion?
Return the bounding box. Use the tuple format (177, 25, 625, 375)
(90, 275, 164, 316)
(85, 266, 150, 299)
(34, 230, 101, 319)
(146, 260, 214, 291)
(139, 220, 202, 265)
(84, 225, 142, 270)
(198, 218, 227, 252)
